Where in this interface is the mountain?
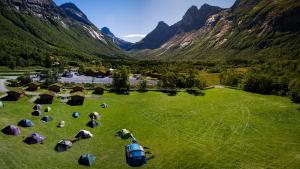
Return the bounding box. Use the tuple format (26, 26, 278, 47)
(101, 27, 133, 50)
(131, 0, 300, 61)
(0, 0, 127, 67)
(128, 4, 223, 50)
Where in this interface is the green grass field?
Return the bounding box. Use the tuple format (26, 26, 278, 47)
(0, 88, 299, 169)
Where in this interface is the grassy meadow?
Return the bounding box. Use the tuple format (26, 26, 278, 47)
(0, 88, 299, 169)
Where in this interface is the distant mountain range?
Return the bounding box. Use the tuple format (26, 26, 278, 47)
(129, 0, 300, 61)
(101, 27, 133, 50)
(0, 0, 127, 67)
(0, 0, 299, 66)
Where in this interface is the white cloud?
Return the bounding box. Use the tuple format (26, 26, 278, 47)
(123, 34, 146, 38)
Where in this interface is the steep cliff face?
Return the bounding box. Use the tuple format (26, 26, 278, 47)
(128, 4, 223, 50)
(132, 0, 300, 61)
(0, 0, 126, 66)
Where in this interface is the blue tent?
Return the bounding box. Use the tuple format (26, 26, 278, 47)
(18, 119, 34, 127)
(72, 112, 80, 118)
(78, 154, 96, 166)
(41, 116, 53, 122)
(125, 143, 147, 167)
(87, 120, 99, 128)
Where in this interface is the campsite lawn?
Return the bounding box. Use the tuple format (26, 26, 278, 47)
(0, 88, 299, 169)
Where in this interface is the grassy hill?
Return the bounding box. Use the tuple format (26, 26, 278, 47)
(0, 88, 299, 169)
(0, 2, 127, 68)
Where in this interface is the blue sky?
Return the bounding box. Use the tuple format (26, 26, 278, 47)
(54, 0, 236, 42)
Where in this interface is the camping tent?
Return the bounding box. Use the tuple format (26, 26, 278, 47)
(0, 101, 3, 109)
(24, 133, 45, 144)
(32, 110, 42, 116)
(75, 130, 93, 139)
(118, 129, 132, 139)
(78, 154, 96, 166)
(18, 119, 34, 127)
(125, 143, 147, 167)
(72, 112, 80, 118)
(101, 103, 108, 108)
(2, 125, 21, 135)
(33, 104, 42, 111)
(41, 116, 53, 122)
(87, 120, 99, 128)
(45, 107, 51, 112)
(55, 140, 72, 152)
(89, 112, 100, 120)
(57, 121, 65, 128)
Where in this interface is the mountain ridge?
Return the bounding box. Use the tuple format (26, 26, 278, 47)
(101, 27, 133, 50)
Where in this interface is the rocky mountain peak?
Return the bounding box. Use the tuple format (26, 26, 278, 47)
(101, 27, 114, 37)
(60, 2, 91, 25)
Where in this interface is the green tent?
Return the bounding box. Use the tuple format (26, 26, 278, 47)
(0, 101, 3, 109)
(79, 154, 96, 166)
(118, 129, 132, 139)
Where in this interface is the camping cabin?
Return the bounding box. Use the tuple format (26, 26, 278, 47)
(49, 83, 62, 92)
(6, 88, 25, 101)
(28, 82, 40, 91)
(37, 92, 55, 104)
(72, 85, 84, 93)
(68, 92, 85, 105)
(94, 86, 104, 95)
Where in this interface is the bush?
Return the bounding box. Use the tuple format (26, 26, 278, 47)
(112, 67, 130, 92)
(242, 73, 274, 94)
(220, 70, 242, 87)
(288, 79, 300, 103)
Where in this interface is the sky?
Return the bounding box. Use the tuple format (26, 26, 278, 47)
(54, 0, 236, 42)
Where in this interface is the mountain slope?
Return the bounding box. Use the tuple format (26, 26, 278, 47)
(129, 4, 223, 50)
(0, 0, 127, 67)
(132, 0, 300, 61)
(101, 27, 133, 50)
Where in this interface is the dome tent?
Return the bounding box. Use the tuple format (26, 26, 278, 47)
(118, 129, 132, 139)
(72, 112, 80, 118)
(101, 103, 108, 108)
(87, 120, 99, 128)
(45, 106, 51, 112)
(75, 130, 93, 139)
(78, 154, 96, 166)
(55, 140, 72, 152)
(2, 125, 21, 135)
(125, 143, 147, 167)
(32, 110, 42, 116)
(18, 119, 34, 127)
(89, 112, 100, 120)
(33, 104, 42, 111)
(57, 121, 65, 128)
(24, 133, 45, 144)
(41, 116, 53, 122)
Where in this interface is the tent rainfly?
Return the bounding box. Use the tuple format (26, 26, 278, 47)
(2, 125, 21, 135)
(89, 112, 100, 120)
(118, 129, 132, 139)
(32, 110, 42, 116)
(41, 116, 53, 122)
(57, 121, 65, 128)
(75, 130, 93, 139)
(72, 112, 80, 118)
(87, 120, 99, 128)
(101, 103, 108, 108)
(33, 104, 42, 111)
(24, 133, 45, 144)
(55, 140, 72, 152)
(125, 143, 147, 167)
(45, 107, 51, 112)
(18, 119, 34, 127)
(79, 154, 96, 166)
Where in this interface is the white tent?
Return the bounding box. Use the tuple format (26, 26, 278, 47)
(89, 112, 100, 120)
(75, 130, 93, 139)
